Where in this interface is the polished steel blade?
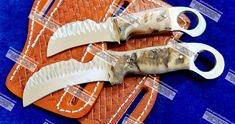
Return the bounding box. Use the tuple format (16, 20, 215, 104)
(23, 57, 111, 107)
(47, 19, 119, 57)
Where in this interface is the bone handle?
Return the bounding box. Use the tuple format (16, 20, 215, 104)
(108, 43, 224, 85)
(108, 46, 190, 85)
(114, 8, 171, 40)
(113, 7, 206, 40)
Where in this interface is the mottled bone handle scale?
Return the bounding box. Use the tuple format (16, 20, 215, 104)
(114, 8, 171, 40)
(108, 46, 190, 85)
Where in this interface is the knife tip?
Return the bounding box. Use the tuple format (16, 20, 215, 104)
(22, 99, 31, 107)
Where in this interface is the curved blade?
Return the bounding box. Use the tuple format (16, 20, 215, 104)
(23, 57, 111, 107)
(47, 19, 120, 57)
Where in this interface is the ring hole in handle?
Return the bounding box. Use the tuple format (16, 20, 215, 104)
(169, 7, 206, 37)
(187, 43, 224, 79)
(177, 11, 199, 30)
(194, 50, 216, 72)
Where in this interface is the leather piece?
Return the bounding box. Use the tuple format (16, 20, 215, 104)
(5, 0, 123, 118)
(5, 0, 190, 121)
(78, 0, 190, 123)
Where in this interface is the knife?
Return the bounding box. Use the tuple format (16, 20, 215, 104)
(23, 42, 224, 107)
(47, 7, 206, 57)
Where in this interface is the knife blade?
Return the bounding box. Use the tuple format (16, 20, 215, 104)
(47, 7, 206, 57)
(24, 42, 224, 107)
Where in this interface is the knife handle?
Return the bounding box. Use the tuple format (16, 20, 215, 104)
(108, 43, 224, 85)
(114, 7, 206, 40)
